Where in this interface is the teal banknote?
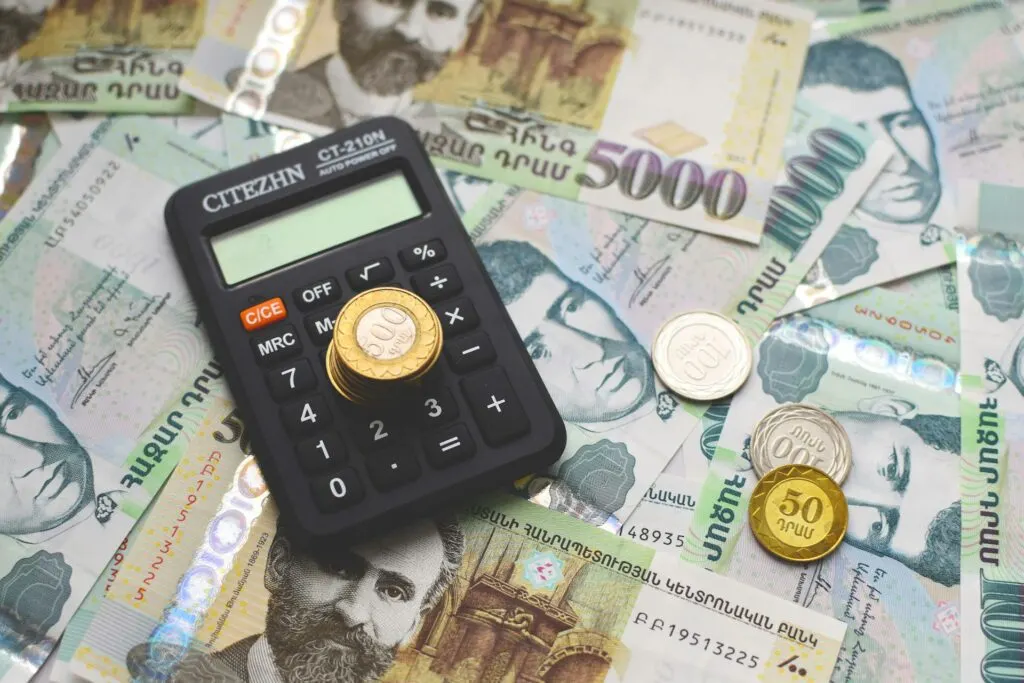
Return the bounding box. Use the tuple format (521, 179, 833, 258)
(957, 184, 1024, 683)
(684, 303, 962, 680)
(0, 118, 226, 683)
(780, 0, 1024, 315)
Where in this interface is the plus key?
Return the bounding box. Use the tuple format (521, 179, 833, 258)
(461, 367, 529, 445)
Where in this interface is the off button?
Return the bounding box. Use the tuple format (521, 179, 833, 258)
(294, 276, 341, 312)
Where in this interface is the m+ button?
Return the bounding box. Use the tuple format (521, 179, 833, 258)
(461, 367, 529, 445)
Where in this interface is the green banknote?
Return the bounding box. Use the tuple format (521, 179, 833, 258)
(0, 1, 203, 113)
(780, 0, 1024, 315)
(67, 405, 848, 683)
(957, 183, 1024, 682)
(684, 300, 962, 680)
(0, 117, 225, 683)
(182, 0, 818, 243)
(464, 97, 892, 510)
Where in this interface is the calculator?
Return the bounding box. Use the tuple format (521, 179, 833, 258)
(165, 117, 565, 546)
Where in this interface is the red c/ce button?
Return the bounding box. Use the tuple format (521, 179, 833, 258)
(241, 297, 287, 331)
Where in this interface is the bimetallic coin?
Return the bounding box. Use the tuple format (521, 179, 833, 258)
(652, 311, 752, 401)
(750, 404, 851, 484)
(355, 305, 418, 361)
(749, 464, 847, 562)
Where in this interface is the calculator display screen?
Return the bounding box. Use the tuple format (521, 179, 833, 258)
(210, 171, 421, 285)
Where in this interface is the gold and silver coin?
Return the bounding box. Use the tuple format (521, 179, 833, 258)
(749, 464, 848, 562)
(750, 404, 852, 484)
(652, 310, 752, 401)
(325, 287, 442, 403)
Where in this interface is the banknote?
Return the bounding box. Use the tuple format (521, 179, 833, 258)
(0, 0, 203, 113)
(683, 298, 962, 680)
(61, 396, 265, 683)
(0, 117, 227, 683)
(619, 473, 701, 554)
(0, 114, 51, 221)
(957, 186, 1024, 683)
(778, 0, 1024, 315)
(182, 0, 817, 243)
(437, 169, 491, 218)
(462, 100, 890, 526)
(220, 114, 312, 168)
(48, 111, 227, 158)
(68, 427, 848, 683)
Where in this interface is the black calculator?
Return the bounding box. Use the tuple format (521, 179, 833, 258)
(165, 117, 565, 546)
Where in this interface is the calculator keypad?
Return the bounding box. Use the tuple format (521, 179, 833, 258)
(245, 236, 536, 515)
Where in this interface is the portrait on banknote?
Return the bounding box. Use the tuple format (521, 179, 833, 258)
(0, 0, 53, 84)
(257, 0, 483, 128)
(129, 516, 467, 683)
(831, 403, 961, 587)
(0, 371, 120, 541)
(477, 239, 656, 427)
(800, 38, 943, 235)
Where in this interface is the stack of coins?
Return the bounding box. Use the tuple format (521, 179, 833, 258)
(325, 287, 442, 404)
(746, 404, 852, 562)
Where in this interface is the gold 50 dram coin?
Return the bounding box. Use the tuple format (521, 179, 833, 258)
(749, 464, 847, 562)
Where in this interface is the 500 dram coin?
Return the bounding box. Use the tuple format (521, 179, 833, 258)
(652, 311, 752, 401)
(750, 404, 852, 485)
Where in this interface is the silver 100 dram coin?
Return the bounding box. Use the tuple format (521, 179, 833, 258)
(652, 311, 753, 402)
(750, 404, 852, 484)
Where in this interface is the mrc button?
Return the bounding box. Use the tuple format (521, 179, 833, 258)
(294, 276, 341, 312)
(240, 297, 287, 331)
(251, 324, 302, 365)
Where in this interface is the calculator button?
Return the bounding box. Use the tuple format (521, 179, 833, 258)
(461, 367, 530, 445)
(365, 451, 421, 492)
(266, 358, 316, 400)
(347, 258, 395, 291)
(293, 277, 341, 312)
(311, 469, 364, 512)
(350, 413, 402, 452)
(240, 297, 287, 332)
(251, 325, 302, 365)
(420, 387, 458, 426)
(296, 432, 346, 473)
(280, 395, 333, 436)
(398, 239, 446, 270)
(304, 304, 343, 346)
(411, 264, 462, 302)
(434, 298, 479, 337)
(424, 424, 475, 469)
(446, 332, 496, 373)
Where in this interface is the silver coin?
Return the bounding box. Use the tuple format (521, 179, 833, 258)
(355, 305, 417, 360)
(652, 311, 753, 401)
(750, 404, 852, 484)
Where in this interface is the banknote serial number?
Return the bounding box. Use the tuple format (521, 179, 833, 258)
(47, 160, 121, 248)
(635, 617, 761, 669)
(622, 524, 685, 548)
